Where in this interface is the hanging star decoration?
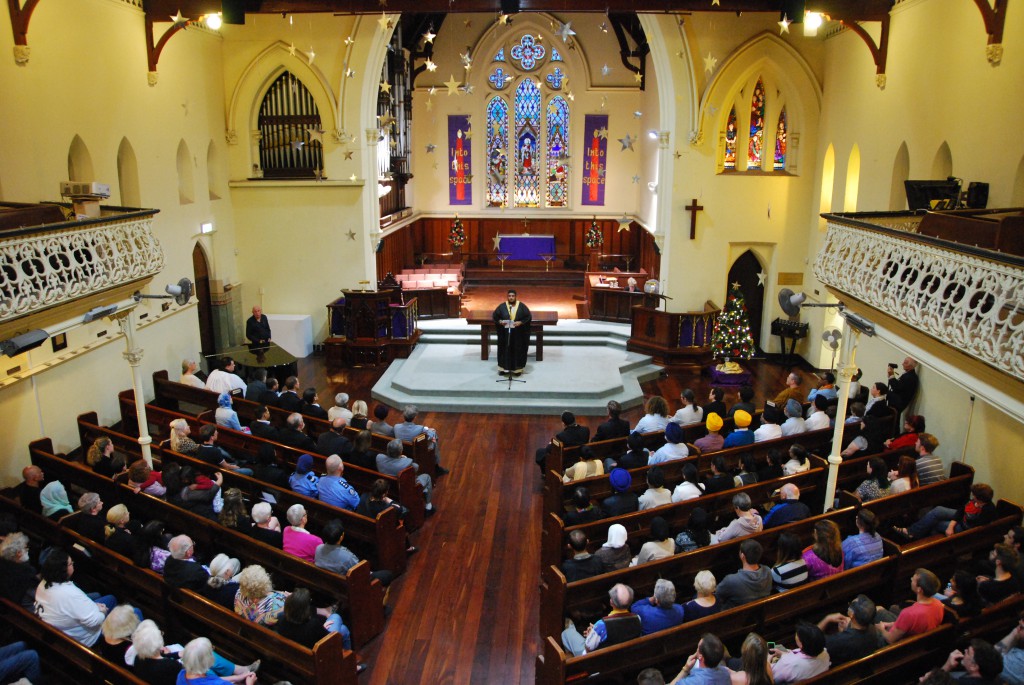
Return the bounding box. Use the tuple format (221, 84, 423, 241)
(596, 126, 608, 139)
(307, 49, 316, 65)
(712, 0, 721, 5)
(346, 229, 357, 240)
(343, 150, 354, 160)
(307, 129, 324, 144)
(378, 113, 396, 129)
(345, 68, 356, 78)
(566, 90, 574, 101)
(170, 10, 189, 25)
(498, 13, 512, 26)
(557, 21, 576, 43)
(633, 111, 643, 119)
(778, 14, 792, 34)
(463, 126, 473, 140)
(634, 72, 644, 84)
(617, 216, 632, 232)
(349, 174, 358, 182)
(287, 43, 297, 56)
(290, 140, 305, 151)
(461, 84, 475, 95)
(427, 86, 438, 96)
(618, 133, 636, 151)
(423, 28, 436, 43)
(599, 21, 609, 33)
(425, 99, 433, 111)
(380, 81, 392, 94)
(757, 271, 767, 287)
(674, 150, 682, 159)
(314, 168, 324, 182)
(632, 175, 641, 184)
(425, 143, 436, 153)
(767, 202, 772, 219)
(463, 19, 472, 28)
(425, 59, 438, 72)
(460, 51, 472, 69)
(432, 161, 439, 170)
(378, 13, 394, 31)
(601, 64, 611, 76)
(492, 234, 503, 250)
(676, 50, 686, 59)
(444, 75, 461, 95)
(600, 97, 608, 110)
(344, 36, 354, 46)
(703, 52, 718, 73)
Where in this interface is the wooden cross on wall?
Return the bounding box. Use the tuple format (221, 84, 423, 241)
(685, 198, 704, 240)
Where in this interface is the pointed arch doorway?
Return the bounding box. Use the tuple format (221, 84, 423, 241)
(726, 250, 766, 354)
(192, 244, 216, 357)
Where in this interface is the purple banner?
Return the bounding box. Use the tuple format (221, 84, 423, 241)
(448, 115, 472, 205)
(581, 114, 608, 206)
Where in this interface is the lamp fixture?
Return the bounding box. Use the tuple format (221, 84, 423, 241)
(204, 13, 222, 30)
(803, 11, 823, 35)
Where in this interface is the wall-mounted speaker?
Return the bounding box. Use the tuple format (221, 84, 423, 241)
(966, 182, 989, 209)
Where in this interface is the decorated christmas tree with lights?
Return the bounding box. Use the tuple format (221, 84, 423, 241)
(711, 282, 755, 360)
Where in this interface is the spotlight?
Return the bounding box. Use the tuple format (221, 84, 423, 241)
(205, 13, 223, 30)
(803, 11, 823, 35)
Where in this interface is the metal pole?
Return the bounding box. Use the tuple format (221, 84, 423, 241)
(822, 322, 859, 512)
(114, 310, 153, 467)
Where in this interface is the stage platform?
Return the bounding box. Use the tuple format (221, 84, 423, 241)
(371, 318, 663, 416)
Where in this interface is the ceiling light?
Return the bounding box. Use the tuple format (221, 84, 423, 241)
(205, 13, 223, 30)
(803, 11, 823, 35)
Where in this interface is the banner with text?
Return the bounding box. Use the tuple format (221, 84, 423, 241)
(581, 114, 608, 206)
(448, 115, 472, 205)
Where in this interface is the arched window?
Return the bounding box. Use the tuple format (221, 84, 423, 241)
(513, 79, 542, 207)
(257, 71, 323, 178)
(486, 96, 509, 208)
(773, 108, 787, 170)
(545, 96, 569, 207)
(747, 78, 765, 169)
(484, 33, 572, 208)
(723, 107, 738, 170)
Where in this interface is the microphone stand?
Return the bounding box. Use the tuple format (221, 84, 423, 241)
(497, 318, 526, 388)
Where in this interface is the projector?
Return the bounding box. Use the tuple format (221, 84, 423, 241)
(60, 181, 110, 198)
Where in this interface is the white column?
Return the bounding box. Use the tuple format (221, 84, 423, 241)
(822, 322, 859, 512)
(114, 310, 153, 467)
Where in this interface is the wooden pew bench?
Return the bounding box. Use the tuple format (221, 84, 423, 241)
(28, 440, 386, 649)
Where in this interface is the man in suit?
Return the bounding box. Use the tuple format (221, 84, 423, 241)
(594, 400, 630, 442)
(249, 405, 280, 441)
(277, 376, 303, 412)
(301, 388, 329, 420)
(887, 357, 920, 415)
(258, 377, 281, 407)
(245, 305, 272, 347)
(163, 535, 210, 591)
(316, 417, 353, 457)
(278, 413, 317, 452)
(535, 411, 591, 473)
(244, 368, 268, 402)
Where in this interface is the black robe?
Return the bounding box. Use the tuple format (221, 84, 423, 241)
(492, 300, 532, 372)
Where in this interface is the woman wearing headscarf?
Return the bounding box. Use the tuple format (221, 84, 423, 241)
(215, 393, 245, 432)
(593, 523, 631, 572)
(40, 481, 73, 520)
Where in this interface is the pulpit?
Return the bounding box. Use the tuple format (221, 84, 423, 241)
(627, 302, 720, 372)
(324, 289, 421, 367)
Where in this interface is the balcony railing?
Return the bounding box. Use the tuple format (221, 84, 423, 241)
(0, 203, 163, 330)
(814, 210, 1024, 383)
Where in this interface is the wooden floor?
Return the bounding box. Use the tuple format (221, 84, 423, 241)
(300, 332, 815, 684)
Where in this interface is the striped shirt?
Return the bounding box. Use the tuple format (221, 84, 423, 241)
(916, 454, 946, 485)
(771, 558, 809, 591)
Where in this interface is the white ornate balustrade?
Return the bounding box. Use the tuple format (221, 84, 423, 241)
(0, 211, 164, 324)
(814, 216, 1024, 383)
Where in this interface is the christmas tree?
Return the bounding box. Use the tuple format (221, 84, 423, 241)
(711, 282, 755, 360)
(449, 215, 466, 249)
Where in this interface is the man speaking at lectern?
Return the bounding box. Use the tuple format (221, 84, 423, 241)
(492, 289, 532, 377)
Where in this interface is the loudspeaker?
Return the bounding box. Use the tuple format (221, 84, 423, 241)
(1, 329, 48, 357)
(501, 0, 521, 14)
(966, 182, 989, 209)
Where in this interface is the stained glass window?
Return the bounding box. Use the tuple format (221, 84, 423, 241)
(723, 107, 738, 170)
(510, 34, 545, 71)
(747, 77, 765, 169)
(493, 48, 505, 62)
(545, 96, 569, 207)
(550, 47, 563, 62)
(489, 67, 511, 90)
(513, 79, 541, 207)
(773, 108, 787, 170)
(486, 96, 509, 207)
(545, 68, 564, 90)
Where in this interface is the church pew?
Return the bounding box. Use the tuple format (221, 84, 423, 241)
(541, 461, 828, 572)
(542, 430, 666, 477)
(117, 395, 427, 530)
(833, 444, 918, 493)
(535, 553, 898, 685)
(538, 503, 861, 641)
(27, 440, 387, 648)
(799, 623, 956, 685)
(855, 461, 976, 526)
(0, 496, 357, 685)
(76, 412, 410, 576)
(144, 375, 439, 477)
(1, 598, 150, 685)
